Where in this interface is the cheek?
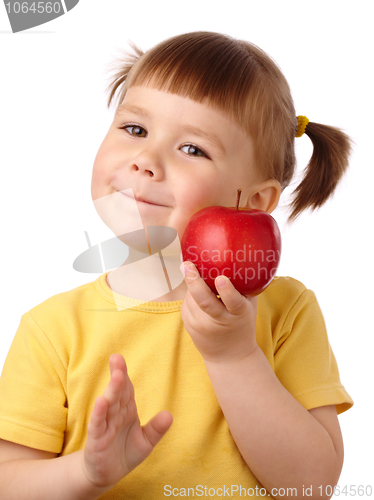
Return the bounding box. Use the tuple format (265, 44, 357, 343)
(176, 185, 205, 214)
(181, 181, 223, 211)
(173, 185, 217, 235)
(91, 145, 114, 200)
(93, 142, 113, 175)
(92, 127, 124, 175)
(90, 168, 102, 201)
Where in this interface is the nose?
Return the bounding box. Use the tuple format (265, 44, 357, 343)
(131, 148, 165, 180)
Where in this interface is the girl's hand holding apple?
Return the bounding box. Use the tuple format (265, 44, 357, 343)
(180, 261, 258, 364)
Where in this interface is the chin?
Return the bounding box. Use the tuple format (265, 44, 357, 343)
(118, 229, 151, 255)
(117, 224, 181, 259)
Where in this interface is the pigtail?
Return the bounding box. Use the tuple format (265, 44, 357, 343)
(289, 122, 353, 221)
(104, 42, 144, 110)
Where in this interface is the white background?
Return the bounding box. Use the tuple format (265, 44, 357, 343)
(0, 0, 373, 494)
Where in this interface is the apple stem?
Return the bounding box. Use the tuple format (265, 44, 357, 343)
(236, 189, 242, 210)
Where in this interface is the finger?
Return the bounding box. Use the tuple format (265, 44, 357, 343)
(109, 355, 135, 419)
(181, 261, 224, 318)
(245, 294, 259, 316)
(142, 411, 173, 449)
(103, 355, 128, 421)
(87, 396, 108, 439)
(109, 353, 127, 376)
(119, 368, 135, 411)
(214, 275, 250, 316)
(103, 367, 125, 410)
(107, 368, 135, 426)
(107, 354, 128, 402)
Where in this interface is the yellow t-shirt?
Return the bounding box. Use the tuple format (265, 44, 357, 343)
(0, 273, 353, 499)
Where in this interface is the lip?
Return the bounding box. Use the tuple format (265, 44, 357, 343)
(120, 190, 166, 207)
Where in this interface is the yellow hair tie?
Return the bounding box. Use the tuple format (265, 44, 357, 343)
(295, 115, 309, 138)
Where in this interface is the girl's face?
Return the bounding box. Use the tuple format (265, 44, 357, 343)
(91, 85, 268, 242)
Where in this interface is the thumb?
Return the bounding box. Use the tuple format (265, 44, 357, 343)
(142, 411, 173, 448)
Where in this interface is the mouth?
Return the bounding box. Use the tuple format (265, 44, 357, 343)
(120, 190, 166, 207)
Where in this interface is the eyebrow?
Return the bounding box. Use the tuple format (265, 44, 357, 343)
(116, 103, 150, 117)
(179, 124, 227, 156)
(116, 104, 227, 156)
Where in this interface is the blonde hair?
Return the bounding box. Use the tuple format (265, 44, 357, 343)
(105, 31, 352, 221)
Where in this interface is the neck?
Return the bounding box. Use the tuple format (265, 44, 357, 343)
(107, 246, 186, 302)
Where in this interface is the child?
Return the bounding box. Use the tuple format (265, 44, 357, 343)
(0, 31, 353, 499)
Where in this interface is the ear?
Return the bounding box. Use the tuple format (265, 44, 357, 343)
(245, 179, 281, 214)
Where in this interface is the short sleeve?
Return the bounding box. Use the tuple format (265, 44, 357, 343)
(0, 312, 67, 453)
(274, 289, 353, 415)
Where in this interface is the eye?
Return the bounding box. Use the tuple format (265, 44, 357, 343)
(122, 124, 148, 138)
(181, 144, 209, 158)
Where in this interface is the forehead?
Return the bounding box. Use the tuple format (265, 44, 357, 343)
(118, 85, 215, 113)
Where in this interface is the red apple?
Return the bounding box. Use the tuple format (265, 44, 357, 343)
(181, 190, 281, 296)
